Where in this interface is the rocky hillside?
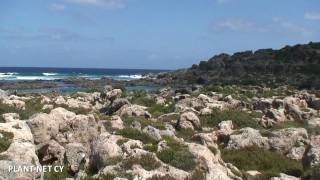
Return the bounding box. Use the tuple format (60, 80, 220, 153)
(0, 85, 320, 179)
(150, 42, 320, 89)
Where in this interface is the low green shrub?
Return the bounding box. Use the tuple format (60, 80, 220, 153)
(221, 146, 304, 179)
(122, 153, 161, 171)
(157, 137, 196, 171)
(200, 109, 262, 129)
(0, 130, 14, 153)
(116, 128, 158, 144)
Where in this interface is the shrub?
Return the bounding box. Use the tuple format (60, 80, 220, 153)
(44, 165, 70, 180)
(221, 146, 304, 179)
(122, 116, 166, 130)
(122, 153, 161, 171)
(0, 130, 14, 153)
(200, 109, 262, 129)
(157, 137, 196, 171)
(116, 128, 158, 144)
(175, 128, 195, 142)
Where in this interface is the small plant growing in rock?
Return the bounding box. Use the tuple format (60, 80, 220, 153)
(0, 130, 14, 153)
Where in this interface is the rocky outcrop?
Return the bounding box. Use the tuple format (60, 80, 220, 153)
(176, 111, 201, 130)
(227, 128, 269, 149)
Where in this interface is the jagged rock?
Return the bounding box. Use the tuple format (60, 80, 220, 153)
(66, 98, 92, 110)
(110, 115, 124, 130)
(155, 96, 166, 105)
(192, 132, 218, 148)
(122, 139, 143, 154)
(227, 128, 269, 149)
(261, 108, 286, 127)
(2, 113, 20, 122)
(187, 143, 241, 180)
(90, 133, 123, 170)
(143, 125, 162, 141)
(200, 107, 213, 115)
(27, 113, 59, 144)
(116, 104, 152, 118)
(177, 111, 200, 130)
(65, 143, 88, 173)
(37, 140, 65, 164)
(107, 98, 130, 115)
(0, 160, 41, 180)
(0, 119, 41, 179)
(55, 96, 66, 105)
(308, 118, 320, 128)
(217, 120, 234, 136)
(268, 128, 308, 158)
(253, 98, 273, 112)
(270, 173, 300, 180)
(40, 95, 51, 104)
(106, 89, 122, 101)
(42, 104, 54, 110)
(306, 135, 320, 167)
(2, 98, 25, 110)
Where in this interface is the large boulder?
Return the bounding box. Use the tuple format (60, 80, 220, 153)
(90, 133, 123, 170)
(143, 126, 162, 141)
(106, 89, 122, 101)
(176, 111, 201, 130)
(227, 128, 269, 149)
(107, 98, 130, 115)
(65, 143, 88, 173)
(306, 135, 320, 167)
(268, 128, 308, 158)
(187, 143, 241, 180)
(116, 104, 151, 118)
(27, 113, 59, 144)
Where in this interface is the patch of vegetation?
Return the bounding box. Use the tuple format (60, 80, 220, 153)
(131, 90, 155, 107)
(271, 121, 320, 135)
(175, 128, 195, 142)
(200, 109, 262, 129)
(148, 103, 175, 117)
(0, 97, 45, 121)
(221, 146, 304, 179)
(0, 130, 14, 153)
(300, 64, 320, 75)
(116, 138, 129, 146)
(157, 137, 196, 171)
(122, 153, 161, 171)
(44, 165, 70, 180)
(146, 174, 176, 180)
(122, 116, 166, 130)
(144, 144, 158, 153)
(116, 128, 158, 144)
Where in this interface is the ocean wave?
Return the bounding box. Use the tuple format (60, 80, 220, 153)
(118, 75, 142, 79)
(0, 72, 18, 77)
(42, 73, 58, 76)
(15, 76, 62, 80)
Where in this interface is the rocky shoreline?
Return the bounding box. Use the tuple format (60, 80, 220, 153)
(0, 84, 319, 180)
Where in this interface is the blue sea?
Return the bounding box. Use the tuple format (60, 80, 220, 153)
(0, 67, 166, 81)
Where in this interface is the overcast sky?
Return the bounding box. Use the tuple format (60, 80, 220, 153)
(0, 0, 320, 69)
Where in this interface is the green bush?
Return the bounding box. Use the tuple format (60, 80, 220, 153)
(122, 153, 161, 171)
(116, 128, 158, 144)
(200, 109, 262, 129)
(221, 146, 304, 179)
(122, 116, 166, 130)
(0, 130, 14, 153)
(157, 137, 196, 171)
(44, 165, 70, 180)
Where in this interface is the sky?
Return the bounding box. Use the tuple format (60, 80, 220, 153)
(0, 0, 320, 69)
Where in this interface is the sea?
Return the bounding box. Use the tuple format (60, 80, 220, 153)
(0, 67, 167, 94)
(0, 67, 165, 81)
